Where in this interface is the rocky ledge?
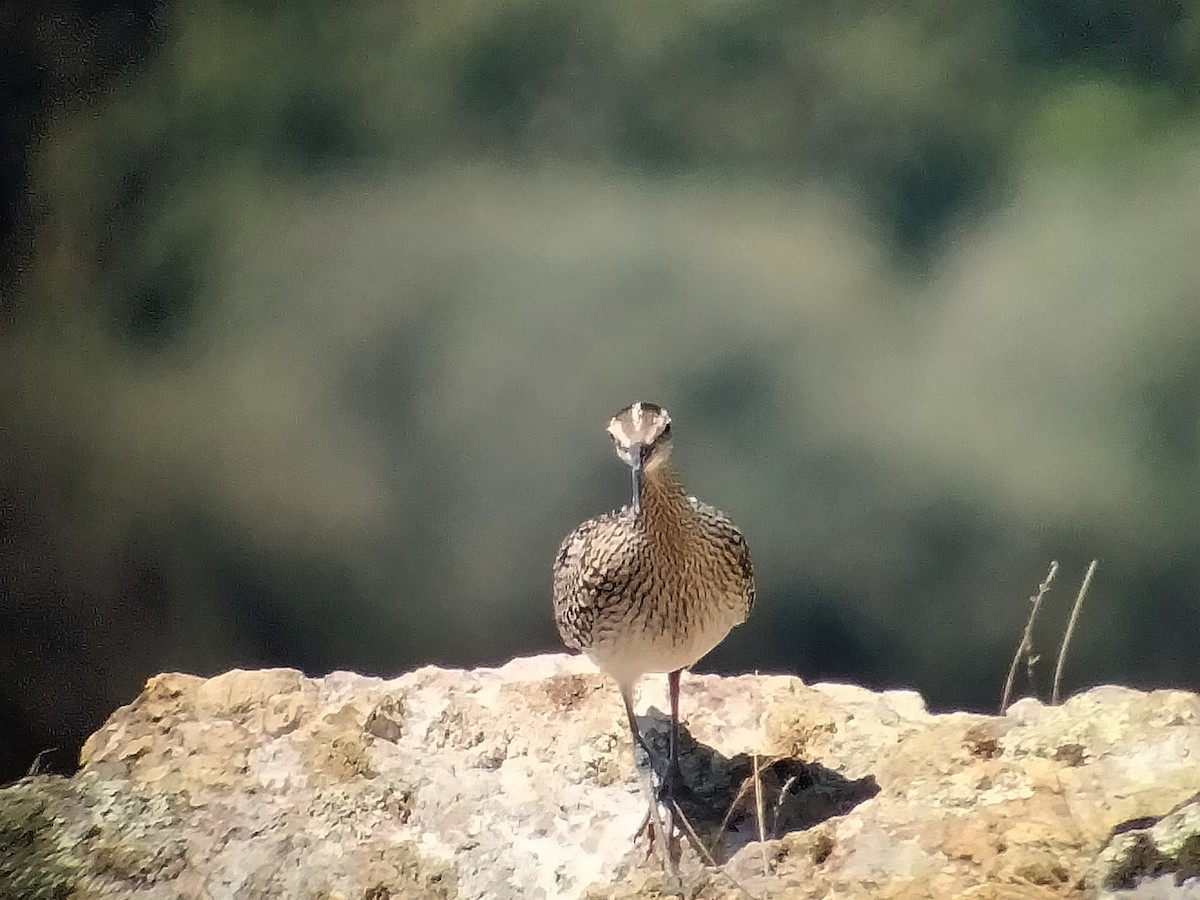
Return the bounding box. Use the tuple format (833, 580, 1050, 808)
(2, 654, 1199, 899)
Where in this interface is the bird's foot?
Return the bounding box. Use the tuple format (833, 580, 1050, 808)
(633, 803, 682, 867)
(632, 762, 708, 869)
(630, 764, 683, 876)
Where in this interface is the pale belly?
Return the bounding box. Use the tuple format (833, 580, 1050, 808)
(584, 600, 746, 687)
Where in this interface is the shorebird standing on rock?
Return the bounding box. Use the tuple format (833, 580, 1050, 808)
(553, 401, 755, 861)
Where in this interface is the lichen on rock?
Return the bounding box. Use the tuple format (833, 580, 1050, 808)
(2, 655, 1199, 898)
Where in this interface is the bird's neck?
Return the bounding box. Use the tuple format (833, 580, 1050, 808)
(638, 464, 693, 539)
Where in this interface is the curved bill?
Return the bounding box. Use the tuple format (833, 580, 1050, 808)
(629, 442, 646, 514)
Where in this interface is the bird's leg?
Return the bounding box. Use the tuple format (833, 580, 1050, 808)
(657, 668, 709, 857)
(621, 682, 654, 760)
(665, 668, 683, 799)
(657, 669, 686, 849)
(658, 669, 705, 804)
(622, 683, 678, 875)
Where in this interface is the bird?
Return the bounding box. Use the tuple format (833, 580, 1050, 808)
(553, 401, 755, 852)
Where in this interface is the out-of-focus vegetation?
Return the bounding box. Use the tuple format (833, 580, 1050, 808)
(4, 0, 1200, 780)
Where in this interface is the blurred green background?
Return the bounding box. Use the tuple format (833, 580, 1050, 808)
(4, 0, 1200, 780)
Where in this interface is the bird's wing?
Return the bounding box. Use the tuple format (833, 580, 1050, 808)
(690, 497, 756, 615)
(552, 511, 629, 650)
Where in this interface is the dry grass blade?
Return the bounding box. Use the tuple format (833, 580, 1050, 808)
(716, 775, 757, 840)
(1052, 560, 1098, 705)
(1000, 560, 1058, 713)
(25, 748, 57, 777)
(772, 774, 798, 836)
(713, 754, 789, 853)
(752, 752, 768, 876)
(669, 800, 762, 900)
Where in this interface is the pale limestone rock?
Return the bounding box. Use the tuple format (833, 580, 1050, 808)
(1089, 793, 1200, 898)
(2, 654, 1199, 899)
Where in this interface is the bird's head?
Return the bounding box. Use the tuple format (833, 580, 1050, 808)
(607, 402, 673, 513)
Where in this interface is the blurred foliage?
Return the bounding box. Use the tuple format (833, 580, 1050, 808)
(5, 0, 1200, 780)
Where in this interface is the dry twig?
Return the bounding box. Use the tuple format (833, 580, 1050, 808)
(25, 748, 58, 777)
(1052, 560, 1098, 705)
(752, 752, 768, 876)
(669, 800, 762, 900)
(772, 774, 798, 837)
(1001, 560, 1058, 713)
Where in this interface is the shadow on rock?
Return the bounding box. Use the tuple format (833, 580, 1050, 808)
(637, 704, 879, 861)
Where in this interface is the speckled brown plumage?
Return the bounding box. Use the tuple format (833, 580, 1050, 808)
(552, 403, 754, 691)
(552, 401, 755, 865)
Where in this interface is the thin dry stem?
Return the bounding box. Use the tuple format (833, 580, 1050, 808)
(670, 800, 762, 900)
(752, 752, 768, 876)
(716, 776, 756, 839)
(1001, 560, 1058, 713)
(713, 755, 786, 848)
(773, 774, 798, 836)
(1052, 560, 1098, 705)
(25, 748, 57, 777)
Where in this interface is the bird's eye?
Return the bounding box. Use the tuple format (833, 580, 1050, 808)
(660, 424, 672, 440)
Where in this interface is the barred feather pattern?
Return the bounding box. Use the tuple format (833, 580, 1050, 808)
(553, 464, 754, 689)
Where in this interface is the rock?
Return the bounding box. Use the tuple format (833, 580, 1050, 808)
(1090, 793, 1200, 898)
(2, 654, 1200, 899)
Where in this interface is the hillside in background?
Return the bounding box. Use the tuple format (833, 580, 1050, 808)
(4, 0, 1200, 781)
